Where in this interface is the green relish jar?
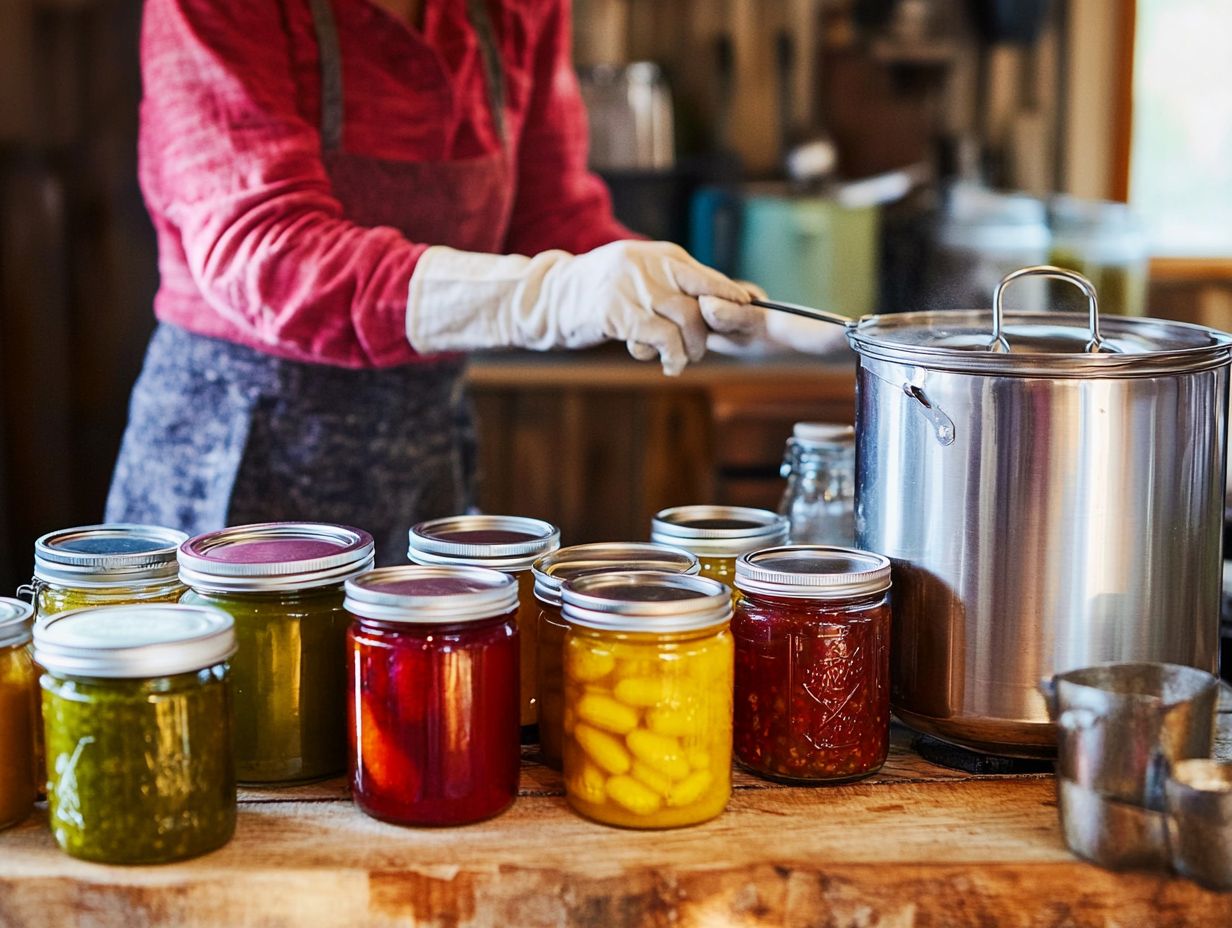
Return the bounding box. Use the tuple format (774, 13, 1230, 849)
(179, 522, 374, 785)
(35, 604, 237, 864)
(28, 524, 188, 620)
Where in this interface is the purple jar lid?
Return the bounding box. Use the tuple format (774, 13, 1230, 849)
(345, 565, 518, 624)
(179, 522, 375, 593)
(408, 515, 560, 571)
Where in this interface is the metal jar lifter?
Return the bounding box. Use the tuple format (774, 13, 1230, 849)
(754, 266, 1232, 756)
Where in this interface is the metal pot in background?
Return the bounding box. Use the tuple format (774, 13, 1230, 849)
(754, 266, 1232, 757)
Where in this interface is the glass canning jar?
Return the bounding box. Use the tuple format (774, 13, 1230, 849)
(35, 604, 237, 863)
(778, 424, 856, 546)
(532, 543, 698, 769)
(733, 546, 892, 783)
(651, 505, 788, 589)
(561, 571, 733, 829)
(345, 565, 520, 825)
(179, 522, 374, 785)
(0, 598, 38, 830)
(26, 524, 188, 620)
(408, 515, 560, 732)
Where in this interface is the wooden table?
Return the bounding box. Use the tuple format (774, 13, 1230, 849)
(2, 698, 1230, 927)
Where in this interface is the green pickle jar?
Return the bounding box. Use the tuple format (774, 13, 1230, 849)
(532, 543, 698, 769)
(27, 524, 188, 619)
(408, 515, 561, 732)
(651, 506, 789, 589)
(0, 598, 38, 830)
(35, 603, 237, 863)
(179, 522, 374, 784)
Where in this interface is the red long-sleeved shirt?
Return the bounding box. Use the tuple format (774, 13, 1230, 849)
(140, 0, 633, 368)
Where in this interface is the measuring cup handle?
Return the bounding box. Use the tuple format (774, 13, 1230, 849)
(991, 265, 1110, 354)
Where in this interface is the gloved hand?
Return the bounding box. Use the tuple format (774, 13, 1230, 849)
(406, 241, 761, 376)
(707, 279, 850, 357)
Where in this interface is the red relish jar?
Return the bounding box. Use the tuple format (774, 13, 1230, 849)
(345, 566, 520, 825)
(733, 546, 892, 783)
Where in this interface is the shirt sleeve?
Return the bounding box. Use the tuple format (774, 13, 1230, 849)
(502, 0, 640, 257)
(140, 0, 424, 367)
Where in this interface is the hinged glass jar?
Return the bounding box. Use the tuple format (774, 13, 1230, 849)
(408, 515, 560, 731)
(35, 604, 237, 863)
(345, 565, 520, 825)
(179, 522, 374, 784)
(532, 543, 698, 768)
(778, 424, 856, 546)
(0, 598, 37, 830)
(651, 505, 788, 588)
(733, 546, 892, 783)
(561, 571, 733, 829)
(26, 524, 188, 619)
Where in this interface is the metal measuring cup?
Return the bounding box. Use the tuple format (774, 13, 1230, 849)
(1039, 662, 1219, 870)
(1167, 759, 1232, 891)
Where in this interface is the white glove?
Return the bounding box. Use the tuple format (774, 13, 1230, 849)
(708, 279, 850, 357)
(406, 241, 761, 376)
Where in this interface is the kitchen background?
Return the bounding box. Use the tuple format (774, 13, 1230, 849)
(0, 0, 1229, 592)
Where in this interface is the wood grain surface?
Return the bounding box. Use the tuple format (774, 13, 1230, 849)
(2, 701, 1231, 928)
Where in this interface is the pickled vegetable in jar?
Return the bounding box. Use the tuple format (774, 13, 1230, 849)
(346, 565, 520, 825)
(532, 543, 698, 769)
(0, 598, 38, 830)
(561, 571, 733, 828)
(35, 604, 237, 863)
(28, 524, 188, 619)
(733, 546, 892, 783)
(408, 515, 560, 732)
(651, 506, 788, 589)
(179, 522, 374, 785)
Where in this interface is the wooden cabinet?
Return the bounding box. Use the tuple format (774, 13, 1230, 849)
(467, 349, 856, 543)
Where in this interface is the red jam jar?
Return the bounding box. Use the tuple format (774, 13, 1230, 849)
(344, 565, 520, 826)
(733, 546, 892, 783)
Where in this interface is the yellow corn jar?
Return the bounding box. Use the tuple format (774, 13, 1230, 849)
(532, 543, 698, 769)
(27, 524, 188, 620)
(561, 570, 733, 828)
(408, 515, 560, 733)
(650, 506, 788, 590)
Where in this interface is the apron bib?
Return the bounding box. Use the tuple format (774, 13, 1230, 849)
(106, 0, 514, 564)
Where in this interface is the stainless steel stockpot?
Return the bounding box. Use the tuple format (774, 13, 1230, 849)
(758, 266, 1232, 756)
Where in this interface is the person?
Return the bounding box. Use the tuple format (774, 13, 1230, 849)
(105, 0, 768, 562)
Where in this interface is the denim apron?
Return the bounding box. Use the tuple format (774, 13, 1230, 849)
(106, 0, 514, 565)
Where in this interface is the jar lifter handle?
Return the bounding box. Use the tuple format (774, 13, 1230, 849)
(990, 265, 1110, 354)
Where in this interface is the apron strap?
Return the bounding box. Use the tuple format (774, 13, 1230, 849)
(304, 0, 508, 152)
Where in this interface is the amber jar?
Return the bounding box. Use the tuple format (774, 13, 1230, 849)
(0, 598, 37, 830)
(651, 506, 788, 590)
(531, 543, 698, 768)
(408, 515, 559, 731)
(733, 546, 892, 784)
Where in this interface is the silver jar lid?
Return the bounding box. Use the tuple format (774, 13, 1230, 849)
(407, 515, 560, 571)
(651, 505, 789, 559)
(179, 522, 375, 593)
(532, 542, 699, 607)
(736, 545, 891, 599)
(792, 422, 854, 447)
(33, 524, 188, 589)
(0, 598, 33, 649)
(34, 604, 236, 678)
(562, 571, 731, 633)
(345, 565, 518, 624)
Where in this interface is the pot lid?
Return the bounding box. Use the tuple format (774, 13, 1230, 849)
(848, 266, 1232, 377)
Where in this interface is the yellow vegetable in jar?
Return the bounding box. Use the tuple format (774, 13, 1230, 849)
(667, 770, 713, 807)
(630, 760, 672, 797)
(568, 760, 608, 805)
(576, 693, 638, 734)
(574, 723, 631, 775)
(606, 775, 663, 815)
(569, 648, 615, 682)
(645, 704, 698, 738)
(627, 729, 691, 780)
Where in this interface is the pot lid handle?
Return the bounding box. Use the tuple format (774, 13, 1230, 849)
(989, 266, 1114, 354)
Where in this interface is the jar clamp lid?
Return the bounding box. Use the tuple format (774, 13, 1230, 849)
(0, 597, 34, 648)
(346, 565, 518, 624)
(179, 522, 375, 593)
(651, 505, 789, 558)
(408, 515, 560, 571)
(561, 570, 731, 633)
(736, 545, 892, 599)
(33, 524, 188, 589)
(34, 604, 236, 678)
(532, 542, 699, 607)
